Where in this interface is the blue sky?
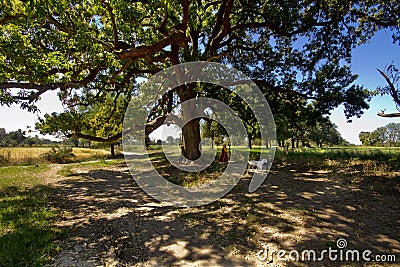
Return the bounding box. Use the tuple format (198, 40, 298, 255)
(0, 30, 399, 144)
(330, 29, 400, 144)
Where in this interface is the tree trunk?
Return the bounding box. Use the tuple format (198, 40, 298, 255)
(291, 138, 295, 149)
(177, 84, 201, 160)
(248, 137, 252, 149)
(181, 119, 201, 160)
(110, 143, 115, 157)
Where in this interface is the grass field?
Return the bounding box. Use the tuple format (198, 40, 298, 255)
(0, 146, 399, 265)
(0, 146, 112, 166)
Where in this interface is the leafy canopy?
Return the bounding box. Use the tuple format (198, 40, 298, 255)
(0, 0, 399, 142)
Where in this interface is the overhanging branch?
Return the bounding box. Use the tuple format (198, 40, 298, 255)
(377, 112, 400, 117)
(66, 114, 178, 143)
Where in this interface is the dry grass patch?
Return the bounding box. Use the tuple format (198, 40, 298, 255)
(0, 147, 111, 166)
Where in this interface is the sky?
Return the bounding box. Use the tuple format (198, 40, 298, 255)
(0, 30, 399, 144)
(329, 30, 400, 144)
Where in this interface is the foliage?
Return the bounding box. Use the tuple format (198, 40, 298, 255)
(35, 93, 128, 156)
(359, 123, 400, 147)
(1, 0, 399, 159)
(201, 120, 227, 146)
(308, 120, 345, 147)
(40, 145, 75, 163)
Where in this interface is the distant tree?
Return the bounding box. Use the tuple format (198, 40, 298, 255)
(359, 131, 373, 146)
(385, 123, 400, 147)
(7, 129, 26, 146)
(24, 137, 36, 147)
(68, 138, 80, 147)
(201, 120, 227, 147)
(166, 136, 175, 146)
(360, 123, 400, 146)
(309, 120, 343, 147)
(0, 128, 6, 146)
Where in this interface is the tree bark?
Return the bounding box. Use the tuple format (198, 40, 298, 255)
(377, 112, 400, 117)
(110, 143, 115, 157)
(177, 84, 201, 160)
(248, 137, 252, 149)
(181, 119, 201, 160)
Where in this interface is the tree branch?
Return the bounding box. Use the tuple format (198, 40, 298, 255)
(102, 0, 119, 49)
(66, 114, 173, 142)
(377, 112, 400, 117)
(377, 68, 400, 107)
(116, 31, 186, 60)
(44, 14, 77, 34)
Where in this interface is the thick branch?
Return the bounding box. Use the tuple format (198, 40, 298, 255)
(377, 68, 400, 107)
(44, 14, 77, 34)
(67, 114, 174, 143)
(377, 112, 400, 117)
(116, 31, 186, 60)
(0, 14, 25, 24)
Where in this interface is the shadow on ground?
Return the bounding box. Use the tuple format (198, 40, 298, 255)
(49, 161, 400, 266)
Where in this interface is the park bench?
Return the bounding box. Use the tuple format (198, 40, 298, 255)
(247, 159, 270, 173)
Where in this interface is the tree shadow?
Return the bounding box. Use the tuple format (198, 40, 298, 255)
(0, 184, 60, 266)
(51, 166, 253, 266)
(49, 160, 399, 266)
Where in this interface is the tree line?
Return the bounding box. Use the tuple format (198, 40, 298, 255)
(359, 123, 400, 147)
(202, 116, 348, 149)
(0, 128, 56, 147)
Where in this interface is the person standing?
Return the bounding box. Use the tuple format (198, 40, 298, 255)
(219, 144, 229, 163)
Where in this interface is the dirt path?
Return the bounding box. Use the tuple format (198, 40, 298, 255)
(46, 163, 253, 267)
(44, 162, 400, 267)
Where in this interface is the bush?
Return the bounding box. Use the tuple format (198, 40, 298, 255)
(41, 145, 75, 163)
(0, 150, 11, 166)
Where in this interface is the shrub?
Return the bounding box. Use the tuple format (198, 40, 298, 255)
(0, 150, 11, 166)
(41, 145, 75, 163)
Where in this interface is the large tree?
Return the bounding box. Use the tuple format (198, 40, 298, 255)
(1, 0, 399, 160)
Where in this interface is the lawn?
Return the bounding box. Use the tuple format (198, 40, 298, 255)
(0, 165, 60, 266)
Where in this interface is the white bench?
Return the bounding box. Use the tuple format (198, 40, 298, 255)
(247, 159, 269, 173)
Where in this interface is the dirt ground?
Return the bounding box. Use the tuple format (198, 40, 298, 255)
(44, 160, 400, 267)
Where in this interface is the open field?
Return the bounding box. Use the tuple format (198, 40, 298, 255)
(0, 147, 113, 166)
(0, 147, 399, 266)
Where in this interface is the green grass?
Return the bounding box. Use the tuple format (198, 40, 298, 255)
(0, 165, 61, 266)
(0, 165, 49, 188)
(248, 146, 400, 167)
